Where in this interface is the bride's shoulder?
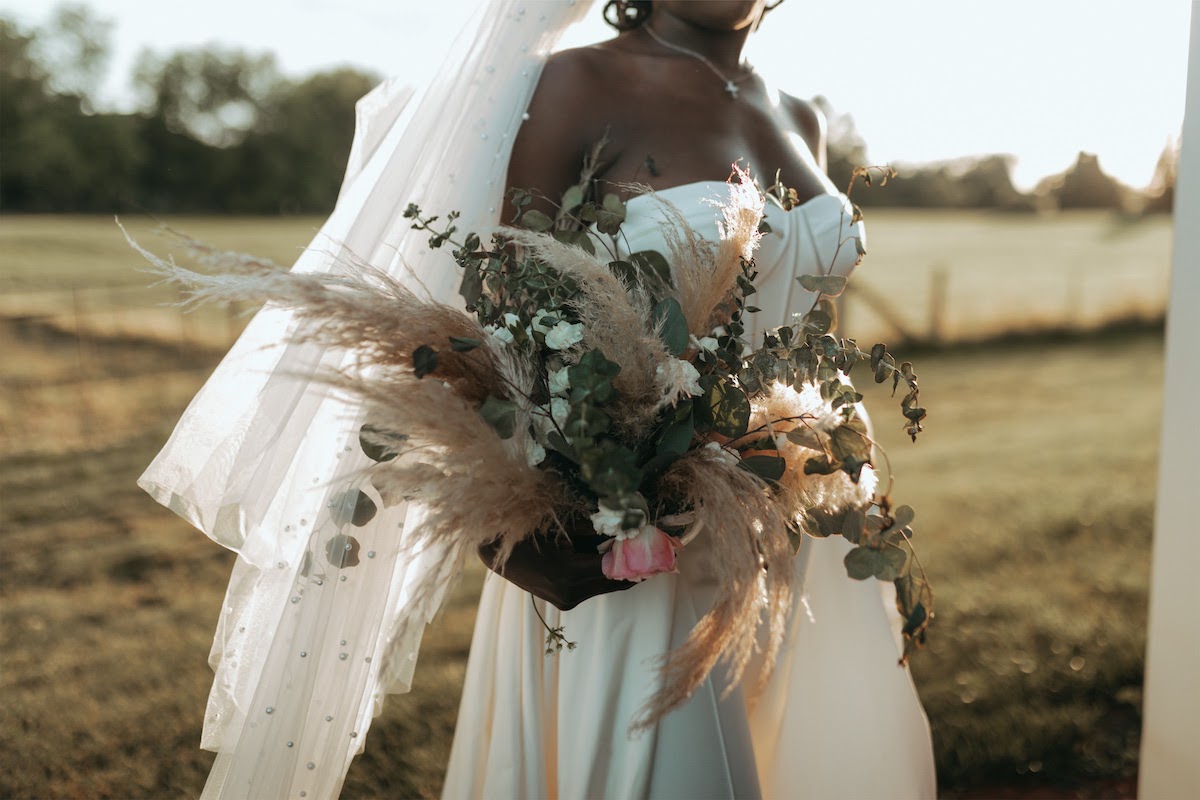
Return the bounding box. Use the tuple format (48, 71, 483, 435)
(520, 43, 638, 153)
(778, 92, 827, 163)
(537, 43, 641, 110)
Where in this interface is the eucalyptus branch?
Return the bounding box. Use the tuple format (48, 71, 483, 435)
(530, 595, 576, 654)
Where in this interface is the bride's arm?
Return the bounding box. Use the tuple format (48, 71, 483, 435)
(781, 93, 828, 172)
(501, 49, 607, 222)
(480, 49, 636, 611)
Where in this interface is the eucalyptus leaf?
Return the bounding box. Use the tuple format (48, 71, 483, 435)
(412, 345, 438, 379)
(785, 425, 823, 450)
(639, 450, 681, 480)
(449, 336, 481, 352)
(870, 343, 887, 370)
(351, 491, 378, 527)
(902, 601, 928, 637)
(707, 379, 751, 439)
(803, 454, 840, 476)
(479, 395, 518, 439)
(325, 533, 361, 569)
(800, 309, 832, 335)
(359, 423, 400, 463)
(546, 432, 578, 463)
(651, 297, 689, 357)
(628, 250, 673, 288)
(843, 545, 907, 581)
(893, 505, 916, 529)
(657, 406, 695, 455)
(595, 210, 623, 236)
(741, 455, 787, 483)
(797, 274, 849, 296)
(817, 298, 840, 335)
(840, 505, 869, 545)
(602, 193, 626, 218)
(521, 209, 554, 232)
(459, 267, 483, 307)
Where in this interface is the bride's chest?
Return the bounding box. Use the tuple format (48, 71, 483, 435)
(592, 92, 831, 202)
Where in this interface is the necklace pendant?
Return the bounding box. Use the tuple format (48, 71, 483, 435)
(725, 81, 739, 99)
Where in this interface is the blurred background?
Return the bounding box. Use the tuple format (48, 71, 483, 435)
(0, 0, 1188, 797)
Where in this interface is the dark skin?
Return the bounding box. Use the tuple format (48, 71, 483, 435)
(483, 0, 838, 610)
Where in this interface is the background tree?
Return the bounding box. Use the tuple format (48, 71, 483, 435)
(230, 68, 380, 213)
(28, 2, 113, 111)
(1037, 152, 1131, 211)
(0, 7, 144, 212)
(132, 46, 284, 148)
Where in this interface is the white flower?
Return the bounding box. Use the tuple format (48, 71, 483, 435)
(548, 366, 571, 396)
(656, 358, 704, 399)
(694, 336, 719, 353)
(486, 313, 522, 345)
(530, 308, 556, 334)
(590, 503, 645, 537)
(703, 441, 740, 466)
(532, 399, 570, 434)
(550, 396, 570, 427)
(544, 320, 584, 351)
(524, 436, 547, 467)
(532, 404, 556, 435)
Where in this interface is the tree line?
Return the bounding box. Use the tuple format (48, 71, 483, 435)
(0, 4, 1177, 216)
(1, 5, 378, 214)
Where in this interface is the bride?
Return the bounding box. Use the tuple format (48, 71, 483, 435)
(443, 2, 936, 798)
(138, 0, 935, 797)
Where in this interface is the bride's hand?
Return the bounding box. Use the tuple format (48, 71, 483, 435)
(478, 531, 636, 612)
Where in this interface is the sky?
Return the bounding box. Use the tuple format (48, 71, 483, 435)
(1, 0, 1191, 190)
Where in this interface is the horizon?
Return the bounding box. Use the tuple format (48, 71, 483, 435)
(1, 0, 1189, 191)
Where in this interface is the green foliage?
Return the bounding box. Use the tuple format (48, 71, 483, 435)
(133, 46, 283, 148)
(479, 395, 518, 439)
(411, 345, 438, 379)
(0, 9, 378, 214)
(358, 423, 401, 463)
(651, 297, 689, 356)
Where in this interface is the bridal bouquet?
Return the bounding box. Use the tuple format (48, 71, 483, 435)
(131, 165, 931, 725)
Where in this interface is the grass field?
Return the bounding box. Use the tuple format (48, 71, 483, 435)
(0, 212, 1170, 798)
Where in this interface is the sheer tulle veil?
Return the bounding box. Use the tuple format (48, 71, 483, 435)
(137, 1, 596, 795)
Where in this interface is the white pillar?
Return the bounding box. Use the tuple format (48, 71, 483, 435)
(1138, 3, 1200, 798)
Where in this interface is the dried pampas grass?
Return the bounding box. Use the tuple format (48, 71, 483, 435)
(505, 229, 671, 438)
(747, 383, 877, 518)
(125, 224, 507, 405)
(655, 170, 764, 336)
(638, 446, 795, 729)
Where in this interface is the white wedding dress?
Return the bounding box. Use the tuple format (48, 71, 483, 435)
(442, 182, 938, 799)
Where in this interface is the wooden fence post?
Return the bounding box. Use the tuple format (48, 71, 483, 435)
(928, 266, 948, 345)
(71, 287, 94, 447)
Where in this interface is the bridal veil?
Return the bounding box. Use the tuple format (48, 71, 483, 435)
(137, 2, 596, 795)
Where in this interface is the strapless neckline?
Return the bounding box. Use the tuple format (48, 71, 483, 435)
(626, 180, 848, 214)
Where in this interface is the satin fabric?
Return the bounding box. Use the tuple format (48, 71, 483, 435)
(442, 182, 937, 800)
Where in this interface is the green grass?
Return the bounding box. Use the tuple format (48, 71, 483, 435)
(0, 321, 1161, 798)
(0, 215, 327, 293)
(864, 334, 1160, 794)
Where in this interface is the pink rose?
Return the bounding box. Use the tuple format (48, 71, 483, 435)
(600, 525, 681, 583)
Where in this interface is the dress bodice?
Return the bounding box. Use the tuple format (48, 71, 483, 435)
(620, 180, 866, 343)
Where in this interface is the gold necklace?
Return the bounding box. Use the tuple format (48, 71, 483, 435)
(643, 25, 756, 100)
